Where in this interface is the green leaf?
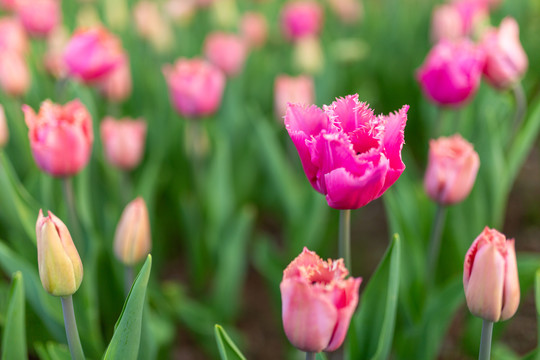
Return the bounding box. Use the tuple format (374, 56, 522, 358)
(1, 271, 27, 360)
(103, 255, 152, 360)
(349, 234, 401, 360)
(214, 324, 247, 360)
(535, 269, 540, 318)
(35, 342, 71, 360)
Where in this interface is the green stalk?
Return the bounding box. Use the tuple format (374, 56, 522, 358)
(339, 209, 351, 269)
(61, 295, 85, 360)
(306, 352, 316, 360)
(478, 320, 493, 360)
(427, 204, 446, 287)
(512, 82, 527, 134)
(61, 177, 83, 253)
(124, 265, 134, 297)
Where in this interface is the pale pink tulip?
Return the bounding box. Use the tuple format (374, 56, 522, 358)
(433, 0, 489, 43)
(204, 32, 248, 77)
(0, 105, 8, 147)
(133, 1, 173, 52)
(481, 17, 528, 90)
(23, 100, 93, 177)
(163, 58, 226, 118)
(44, 26, 69, 78)
(16, 0, 61, 37)
(285, 94, 408, 209)
(0, 17, 28, 54)
(114, 197, 151, 265)
(281, 0, 323, 41)
(274, 74, 314, 119)
(100, 117, 146, 170)
(98, 56, 132, 102)
(240, 12, 268, 49)
(327, 0, 362, 24)
(0, 51, 31, 97)
(464, 227, 520, 322)
(424, 134, 479, 205)
(281, 248, 361, 352)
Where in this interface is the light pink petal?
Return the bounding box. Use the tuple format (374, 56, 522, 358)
(500, 240, 520, 320)
(283, 247, 322, 279)
(325, 277, 361, 351)
(284, 103, 329, 137)
(325, 95, 375, 134)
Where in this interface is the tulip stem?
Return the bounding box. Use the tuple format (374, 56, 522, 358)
(339, 209, 351, 269)
(124, 265, 134, 297)
(427, 204, 446, 286)
(512, 82, 527, 134)
(478, 320, 493, 360)
(61, 295, 85, 360)
(306, 352, 316, 360)
(62, 177, 83, 252)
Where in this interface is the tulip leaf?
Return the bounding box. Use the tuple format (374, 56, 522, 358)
(214, 324, 247, 360)
(103, 255, 152, 360)
(535, 269, 540, 319)
(35, 342, 71, 360)
(349, 233, 401, 360)
(1, 271, 27, 360)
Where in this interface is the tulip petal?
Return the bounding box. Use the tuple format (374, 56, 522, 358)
(325, 277, 361, 351)
(325, 95, 375, 134)
(500, 239, 520, 320)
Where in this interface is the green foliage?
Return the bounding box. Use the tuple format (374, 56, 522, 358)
(214, 325, 247, 360)
(1, 272, 27, 360)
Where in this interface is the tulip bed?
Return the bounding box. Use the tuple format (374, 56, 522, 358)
(1, 0, 540, 359)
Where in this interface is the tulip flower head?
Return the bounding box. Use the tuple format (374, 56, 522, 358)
(274, 74, 315, 119)
(240, 12, 268, 49)
(101, 116, 146, 170)
(424, 134, 480, 206)
(37, 210, 83, 296)
(281, 248, 361, 352)
(114, 197, 151, 266)
(98, 55, 132, 102)
(203, 32, 248, 77)
(464, 227, 520, 322)
(281, 0, 323, 41)
(284, 94, 408, 209)
(16, 0, 61, 37)
(0, 51, 30, 97)
(23, 99, 93, 177)
(0, 104, 8, 147)
(0, 18, 29, 55)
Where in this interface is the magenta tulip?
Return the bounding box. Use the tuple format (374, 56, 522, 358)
(280, 0, 323, 41)
(101, 117, 146, 170)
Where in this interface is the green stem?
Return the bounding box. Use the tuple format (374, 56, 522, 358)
(339, 209, 351, 269)
(124, 265, 134, 297)
(120, 170, 131, 205)
(306, 352, 316, 360)
(427, 204, 446, 286)
(478, 320, 493, 360)
(61, 177, 84, 253)
(61, 295, 85, 360)
(512, 82, 527, 134)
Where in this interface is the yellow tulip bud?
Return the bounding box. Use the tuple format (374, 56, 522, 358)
(114, 197, 151, 265)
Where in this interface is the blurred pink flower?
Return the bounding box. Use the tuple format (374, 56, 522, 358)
(44, 26, 69, 78)
(163, 58, 226, 118)
(432, 0, 489, 43)
(424, 134, 479, 205)
(114, 197, 151, 265)
(0, 17, 28, 54)
(16, 0, 61, 37)
(281, 0, 323, 41)
(98, 55, 132, 102)
(417, 39, 485, 107)
(240, 12, 268, 49)
(0, 0, 16, 11)
(0, 105, 8, 147)
(481, 17, 528, 90)
(23, 99, 93, 177)
(274, 74, 314, 119)
(464, 227, 520, 322)
(204, 32, 248, 77)
(327, 0, 363, 24)
(281, 248, 361, 352)
(0, 51, 31, 97)
(101, 116, 146, 170)
(285, 94, 408, 209)
(63, 27, 125, 83)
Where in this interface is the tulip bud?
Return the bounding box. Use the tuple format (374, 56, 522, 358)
(15, 0, 61, 37)
(203, 32, 248, 77)
(274, 74, 315, 120)
(133, 1, 174, 53)
(240, 12, 268, 49)
(37, 210, 83, 296)
(0, 18, 29, 55)
(98, 55, 132, 102)
(114, 197, 151, 266)
(0, 104, 8, 147)
(100, 116, 146, 170)
(293, 36, 324, 74)
(281, 248, 361, 352)
(424, 134, 480, 206)
(280, 0, 323, 41)
(0, 51, 31, 97)
(464, 227, 520, 322)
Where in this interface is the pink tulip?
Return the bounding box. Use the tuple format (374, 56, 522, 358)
(163, 58, 226, 118)
(464, 227, 520, 322)
(63, 27, 125, 83)
(285, 94, 408, 209)
(114, 197, 151, 265)
(281, 0, 323, 41)
(0, 0, 16, 11)
(101, 117, 146, 170)
(0, 51, 31, 97)
(417, 39, 485, 107)
(203, 32, 248, 77)
(240, 12, 268, 49)
(98, 56, 132, 102)
(424, 134, 480, 205)
(432, 0, 488, 43)
(0, 105, 8, 147)
(327, 0, 363, 24)
(281, 248, 361, 352)
(16, 0, 61, 37)
(481, 17, 528, 90)
(23, 100, 93, 177)
(274, 74, 315, 119)
(0, 17, 28, 54)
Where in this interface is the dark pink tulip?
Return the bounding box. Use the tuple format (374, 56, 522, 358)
(98, 56, 132, 102)
(100, 117, 146, 170)
(16, 0, 61, 37)
(464, 227, 520, 322)
(481, 17, 528, 90)
(163, 58, 226, 118)
(23, 100, 93, 177)
(0, 17, 28, 54)
(274, 74, 314, 119)
(0, 51, 31, 97)
(424, 134, 479, 205)
(63, 27, 125, 83)
(281, 248, 361, 352)
(285, 94, 408, 209)
(240, 12, 268, 49)
(0, 105, 8, 147)
(203, 32, 248, 77)
(280, 0, 323, 41)
(417, 39, 485, 107)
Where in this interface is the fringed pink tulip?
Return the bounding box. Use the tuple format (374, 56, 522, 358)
(0, 105, 8, 147)
(23, 100, 93, 177)
(281, 248, 361, 352)
(203, 32, 248, 77)
(274, 74, 314, 119)
(114, 197, 151, 265)
(417, 39, 485, 107)
(280, 0, 323, 41)
(163, 58, 226, 118)
(464, 227, 520, 322)
(101, 117, 146, 170)
(0, 17, 28, 54)
(240, 12, 268, 49)
(424, 134, 479, 205)
(0, 51, 31, 97)
(481, 17, 528, 90)
(16, 0, 61, 37)
(63, 27, 125, 83)
(285, 94, 408, 209)
(98, 56, 132, 102)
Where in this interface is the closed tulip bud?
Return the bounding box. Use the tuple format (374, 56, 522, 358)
(203, 32, 248, 77)
(0, 104, 8, 147)
(0, 51, 31, 97)
(274, 74, 314, 119)
(16, 0, 61, 37)
(0, 17, 29, 55)
(133, 1, 174, 53)
(100, 116, 146, 170)
(240, 12, 268, 49)
(281, 248, 361, 352)
(114, 197, 151, 266)
(464, 227, 520, 322)
(37, 210, 83, 296)
(23, 99, 93, 177)
(424, 134, 480, 206)
(281, 0, 323, 41)
(98, 56, 132, 102)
